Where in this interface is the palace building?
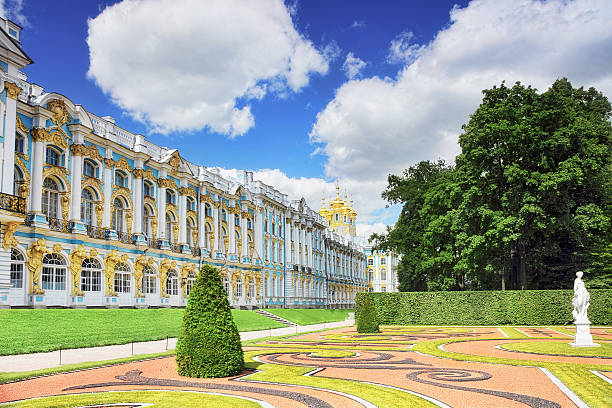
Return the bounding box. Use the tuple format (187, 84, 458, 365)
(0, 17, 367, 309)
(364, 245, 399, 292)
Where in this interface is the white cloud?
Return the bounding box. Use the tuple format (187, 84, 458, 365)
(387, 31, 421, 64)
(357, 223, 388, 239)
(0, 0, 27, 26)
(351, 20, 365, 29)
(311, 0, 612, 188)
(342, 52, 367, 79)
(86, 0, 328, 136)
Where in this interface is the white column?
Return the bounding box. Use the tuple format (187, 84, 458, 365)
(30, 140, 44, 213)
(69, 153, 83, 221)
(103, 149, 113, 228)
(178, 181, 187, 244)
(133, 167, 143, 235)
(1, 94, 17, 194)
(213, 203, 220, 251)
(255, 208, 263, 258)
(228, 206, 236, 254)
(241, 213, 247, 257)
(197, 193, 206, 248)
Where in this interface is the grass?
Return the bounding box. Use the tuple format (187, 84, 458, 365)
(264, 308, 351, 325)
(499, 341, 612, 357)
(0, 309, 285, 355)
(0, 391, 258, 407)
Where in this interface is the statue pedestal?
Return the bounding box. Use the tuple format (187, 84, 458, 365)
(570, 321, 600, 347)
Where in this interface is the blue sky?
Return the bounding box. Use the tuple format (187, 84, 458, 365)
(3, 0, 611, 237)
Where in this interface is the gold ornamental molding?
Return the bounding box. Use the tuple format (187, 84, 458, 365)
(69, 245, 94, 296)
(200, 194, 213, 204)
(105, 157, 132, 173)
(47, 99, 71, 127)
(4, 81, 21, 100)
(144, 196, 157, 214)
(166, 202, 178, 216)
(27, 238, 49, 295)
(179, 186, 196, 198)
(186, 209, 198, 222)
(132, 168, 145, 179)
(32, 127, 69, 149)
(134, 254, 155, 297)
(16, 115, 29, 135)
(159, 258, 177, 298)
(104, 250, 128, 296)
(111, 186, 133, 208)
(158, 177, 178, 190)
(81, 177, 103, 201)
(3, 222, 20, 250)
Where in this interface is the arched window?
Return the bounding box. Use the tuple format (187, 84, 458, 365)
(10, 248, 25, 289)
(247, 218, 253, 229)
(114, 262, 131, 293)
(45, 146, 62, 166)
(112, 197, 125, 232)
(143, 266, 156, 294)
(143, 205, 154, 237)
(235, 230, 240, 253)
(83, 159, 98, 178)
(264, 219, 268, 233)
(222, 210, 227, 222)
(13, 166, 24, 198)
(223, 275, 230, 296)
(380, 268, 387, 281)
(42, 178, 60, 219)
(166, 212, 176, 242)
(381, 257, 387, 265)
(205, 203, 212, 217)
(166, 270, 179, 296)
(187, 197, 195, 211)
(42, 253, 66, 291)
(186, 271, 196, 296)
(165, 189, 175, 205)
(235, 277, 243, 298)
(248, 279, 255, 298)
(81, 258, 102, 292)
(81, 189, 95, 226)
(114, 171, 127, 187)
(143, 181, 154, 198)
(186, 218, 195, 246)
(272, 275, 277, 297)
(15, 134, 24, 153)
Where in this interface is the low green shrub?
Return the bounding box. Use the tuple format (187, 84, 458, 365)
(175, 265, 244, 377)
(356, 293, 380, 333)
(356, 289, 612, 325)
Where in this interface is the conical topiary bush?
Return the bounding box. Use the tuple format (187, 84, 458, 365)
(356, 293, 380, 333)
(175, 265, 244, 377)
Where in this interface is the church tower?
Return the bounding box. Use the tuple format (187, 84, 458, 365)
(318, 184, 357, 238)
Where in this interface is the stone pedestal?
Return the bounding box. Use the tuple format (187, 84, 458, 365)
(134, 297, 148, 308)
(28, 293, 46, 308)
(570, 321, 600, 347)
(105, 296, 119, 308)
(70, 295, 86, 308)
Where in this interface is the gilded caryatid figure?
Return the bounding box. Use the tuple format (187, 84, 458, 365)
(180, 262, 196, 297)
(69, 245, 89, 296)
(159, 258, 176, 298)
(104, 250, 128, 296)
(27, 238, 49, 294)
(134, 254, 154, 297)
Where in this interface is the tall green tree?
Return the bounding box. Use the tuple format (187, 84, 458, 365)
(456, 79, 611, 289)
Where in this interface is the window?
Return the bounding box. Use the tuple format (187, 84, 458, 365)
(13, 166, 24, 198)
(15, 135, 24, 153)
(114, 263, 131, 293)
(187, 197, 195, 211)
(368, 269, 374, 281)
(45, 147, 61, 166)
(235, 230, 240, 253)
(186, 219, 195, 246)
(205, 203, 212, 217)
(166, 212, 176, 242)
(83, 160, 98, 178)
(235, 216, 240, 227)
(143, 205, 154, 237)
(41, 254, 66, 290)
(81, 258, 102, 292)
(235, 277, 243, 297)
(248, 280, 255, 298)
(165, 190, 175, 205)
(247, 218, 252, 229)
(186, 272, 196, 296)
(223, 275, 230, 296)
(143, 266, 156, 294)
(81, 189, 95, 226)
(222, 210, 227, 222)
(114, 171, 127, 187)
(10, 249, 25, 289)
(272, 222, 276, 235)
(381, 257, 386, 265)
(166, 271, 179, 296)
(381, 286, 387, 293)
(144, 181, 154, 198)
(112, 198, 125, 232)
(273, 276, 278, 297)
(367, 258, 374, 266)
(264, 219, 268, 233)
(381, 268, 387, 281)
(42, 178, 60, 219)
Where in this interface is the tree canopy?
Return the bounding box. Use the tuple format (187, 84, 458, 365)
(372, 79, 611, 291)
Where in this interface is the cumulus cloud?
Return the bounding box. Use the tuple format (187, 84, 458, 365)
(86, 0, 328, 136)
(0, 0, 27, 26)
(311, 0, 612, 188)
(342, 52, 367, 79)
(387, 31, 421, 64)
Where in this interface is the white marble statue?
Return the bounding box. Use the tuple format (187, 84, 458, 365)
(570, 271, 599, 347)
(572, 271, 590, 323)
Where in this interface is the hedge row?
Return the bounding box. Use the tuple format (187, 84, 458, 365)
(356, 290, 612, 326)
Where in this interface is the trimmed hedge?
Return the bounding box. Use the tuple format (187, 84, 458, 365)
(176, 265, 244, 377)
(356, 293, 380, 333)
(356, 290, 612, 326)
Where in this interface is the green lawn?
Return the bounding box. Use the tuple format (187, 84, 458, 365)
(500, 341, 612, 358)
(0, 309, 284, 355)
(264, 308, 351, 325)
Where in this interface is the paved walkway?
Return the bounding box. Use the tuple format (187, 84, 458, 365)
(0, 319, 353, 373)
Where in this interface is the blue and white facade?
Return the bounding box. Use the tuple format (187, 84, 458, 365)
(0, 18, 366, 309)
(365, 245, 399, 292)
